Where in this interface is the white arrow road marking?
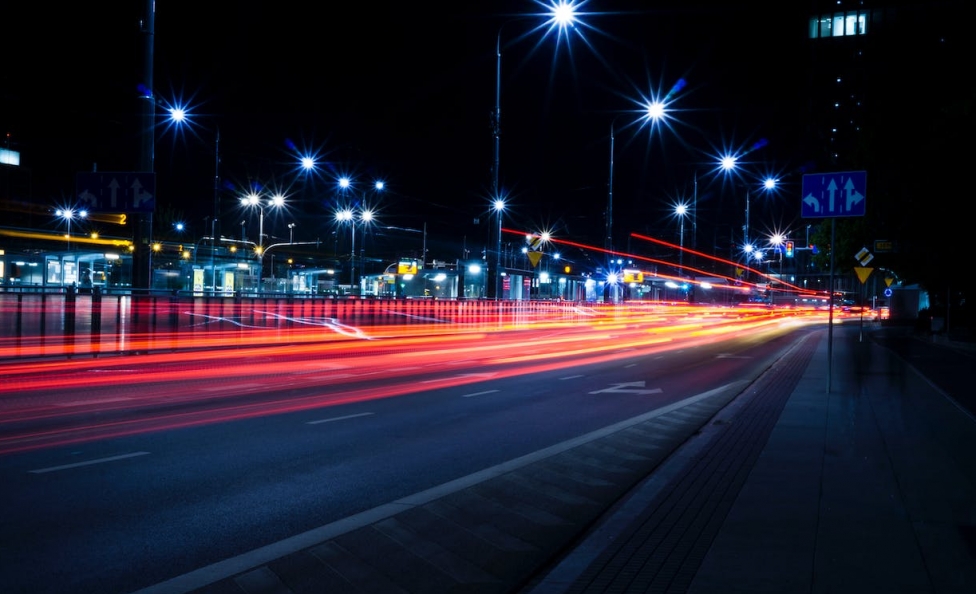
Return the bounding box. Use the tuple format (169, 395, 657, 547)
(588, 381, 662, 395)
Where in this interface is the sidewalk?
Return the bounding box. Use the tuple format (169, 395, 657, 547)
(522, 323, 976, 593)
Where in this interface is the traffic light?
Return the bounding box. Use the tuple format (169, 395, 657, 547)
(785, 241, 794, 258)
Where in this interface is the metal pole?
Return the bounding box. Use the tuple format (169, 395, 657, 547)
(607, 121, 614, 254)
(495, 208, 502, 300)
(827, 218, 835, 393)
(211, 129, 219, 296)
(490, 30, 502, 300)
(679, 217, 684, 273)
(257, 207, 264, 292)
(744, 188, 750, 249)
(350, 221, 357, 289)
(692, 173, 697, 250)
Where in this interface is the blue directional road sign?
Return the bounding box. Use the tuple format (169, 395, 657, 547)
(801, 170, 866, 218)
(76, 172, 156, 213)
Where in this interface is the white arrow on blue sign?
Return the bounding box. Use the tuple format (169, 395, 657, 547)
(801, 170, 866, 218)
(75, 172, 156, 213)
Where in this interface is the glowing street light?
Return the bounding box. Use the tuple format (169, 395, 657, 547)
(674, 203, 688, 275)
(55, 208, 87, 251)
(164, 100, 223, 295)
(335, 178, 384, 292)
(492, 198, 506, 299)
(717, 153, 778, 255)
(241, 191, 286, 290)
(490, 1, 583, 299)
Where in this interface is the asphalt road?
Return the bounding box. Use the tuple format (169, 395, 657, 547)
(0, 323, 805, 594)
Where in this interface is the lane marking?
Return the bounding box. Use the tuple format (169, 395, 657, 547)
(462, 390, 499, 398)
(306, 412, 374, 425)
(130, 383, 742, 594)
(559, 375, 584, 380)
(589, 381, 663, 395)
(29, 451, 150, 474)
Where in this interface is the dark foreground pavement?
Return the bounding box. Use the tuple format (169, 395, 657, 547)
(134, 322, 976, 594)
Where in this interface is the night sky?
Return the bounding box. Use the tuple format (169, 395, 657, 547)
(4, 1, 807, 262)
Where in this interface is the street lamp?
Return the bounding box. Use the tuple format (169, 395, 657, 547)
(717, 154, 778, 259)
(674, 203, 688, 275)
(241, 190, 286, 291)
(490, 2, 580, 299)
(492, 198, 505, 300)
(335, 177, 384, 293)
(336, 207, 374, 291)
(55, 208, 87, 251)
(165, 103, 222, 295)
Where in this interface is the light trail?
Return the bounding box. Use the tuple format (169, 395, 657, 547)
(0, 305, 857, 455)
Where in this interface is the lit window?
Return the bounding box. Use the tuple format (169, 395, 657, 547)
(809, 11, 867, 38)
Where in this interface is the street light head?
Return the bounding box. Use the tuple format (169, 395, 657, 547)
(269, 193, 286, 208)
(338, 177, 351, 190)
(550, 0, 578, 28)
(646, 101, 666, 121)
(361, 209, 374, 223)
(374, 180, 385, 191)
(493, 199, 506, 212)
(720, 155, 737, 172)
(336, 209, 353, 223)
(300, 156, 315, 171)
(675, 203, 688, 217)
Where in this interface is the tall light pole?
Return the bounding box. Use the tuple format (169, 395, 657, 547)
(490, 3, 579, 299)
(492, 199, 505, 299)
(212, 129, 220, 295)
(165, 104, 223, 295)
(242, 191, 285, 292)
(607, 102, 666, 254)
(55, 208, 86, 286)
(336, 207, 373, 290)
(718, 155, 778, 259)
(675, 203, 688, 275)
(55, 208, 87, 252)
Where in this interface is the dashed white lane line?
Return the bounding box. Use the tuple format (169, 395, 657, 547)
(462, 390, 500, 398)
(29, 451, 151, 474)
(306, 412, 374, 425)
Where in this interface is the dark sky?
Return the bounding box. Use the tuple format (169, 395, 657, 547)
(3, 1, 807, 261)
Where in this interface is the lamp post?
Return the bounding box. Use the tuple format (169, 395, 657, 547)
(336, 208, 374, 291)
(492, 198, 505, 299)
(55, 208, 87, 252)
(241, 191, 285, 292)
(165, 105, 222, 295)
(335, 177, 384, 293)
(490, 4, 579, 299)
(675, 203, 688, 275)
(717, 155, 778, 263)
(55, 208, 86, 286)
